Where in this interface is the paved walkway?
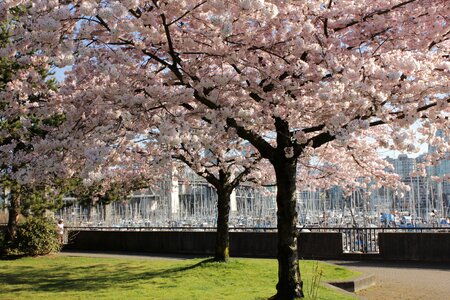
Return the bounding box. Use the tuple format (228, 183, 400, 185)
(330, 260, 450, 300)
(59, 250, 205, 260)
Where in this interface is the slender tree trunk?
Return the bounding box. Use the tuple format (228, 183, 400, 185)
(271, 158, 304, 299)
(5, 193, 20, 242)
(215, 187, 231, 262)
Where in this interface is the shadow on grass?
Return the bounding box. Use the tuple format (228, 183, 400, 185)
(0, 254, 27, 261)
(0, 257, 218, 294)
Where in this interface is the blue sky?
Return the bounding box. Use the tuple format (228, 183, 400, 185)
(53, 66, 71, 82)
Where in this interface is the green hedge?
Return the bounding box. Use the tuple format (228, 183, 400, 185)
(14, 217, 61, 256)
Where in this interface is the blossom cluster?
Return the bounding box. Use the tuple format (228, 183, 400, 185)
(0, 0, 448, 194)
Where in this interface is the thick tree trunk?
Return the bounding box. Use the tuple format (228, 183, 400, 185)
(271, 158, 304, 299)
(215, 187, 231, 262)
(5, 193, 20, 242)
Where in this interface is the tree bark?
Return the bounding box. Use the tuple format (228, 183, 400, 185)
(215, 187, 232, 262)
(271, 158, 304, 299)
(5, 193, 20, 243)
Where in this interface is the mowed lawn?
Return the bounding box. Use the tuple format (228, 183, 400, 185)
(0, 255, 359, 300)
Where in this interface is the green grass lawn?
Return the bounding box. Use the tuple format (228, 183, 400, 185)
(0, 255, 359, 300)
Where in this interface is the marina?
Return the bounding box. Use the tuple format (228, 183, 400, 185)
(57, 170, 450, 230)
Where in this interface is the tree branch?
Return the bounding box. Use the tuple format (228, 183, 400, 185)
(333, 0, 418, 32)
(172, 153, 220, 188)
(225, 118, 275, 161)
(168, 1, 207, 26)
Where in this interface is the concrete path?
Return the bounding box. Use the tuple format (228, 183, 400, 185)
(59, 250, 206, 260)
(330, 260, 450, 300)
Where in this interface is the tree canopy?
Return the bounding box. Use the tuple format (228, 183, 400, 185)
(1, 0, 448, 298)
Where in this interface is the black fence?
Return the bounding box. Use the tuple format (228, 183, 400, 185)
(308, 227, 450, 253)
(66, 226, 278, 232)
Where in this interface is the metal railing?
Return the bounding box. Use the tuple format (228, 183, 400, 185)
(307, 226, 450, 253)
(65, 226, 279, 232)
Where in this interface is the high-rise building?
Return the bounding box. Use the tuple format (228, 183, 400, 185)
(385, 154, 417, 180)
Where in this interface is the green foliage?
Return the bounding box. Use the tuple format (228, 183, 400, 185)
(304, 261, 324, 300)
(0, 178, 66, 219)
(0, 4, 67, 255)
(0, 257, 358, 299)
(0, 8, 62, 145)
(20, 188, 63, 218)
(19, 179, 73, 218)
(42, 113, 66, 127)
(14, 217, 61, 256)
(8, 4, 28, 19)
(0, 11, 66, 218)
(68, 176, 150, 207)
(73, 182, 127, 206)
(0, 58, 21, 91)
(0, 23, 9, 46)
(0, 227, 6, 254)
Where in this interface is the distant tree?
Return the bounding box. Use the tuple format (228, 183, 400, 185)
(163, 115, 262, 261)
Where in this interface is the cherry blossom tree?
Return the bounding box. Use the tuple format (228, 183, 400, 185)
(0, 4, 161, 242)
(0, 7, 67, 241)
(157, 112, 262, 261)
(295, 127, 412, 193)
(2, 1, 449, 298)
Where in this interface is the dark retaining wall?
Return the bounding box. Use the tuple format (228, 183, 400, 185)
(66, 230, 343, 259)
(66, 230, 450, 262)
(298, 232, 342, 259)
(67, 231, 217, 255)
(379, 233, 450, 262)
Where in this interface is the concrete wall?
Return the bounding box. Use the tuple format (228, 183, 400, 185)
(230, 232, 277, 257)
(66, 230, 343, 259)
(379, 232, 450, 262)
(298, 232, 343, 259)
(66, 230, 450, 262)
(67, 231, 217, 255)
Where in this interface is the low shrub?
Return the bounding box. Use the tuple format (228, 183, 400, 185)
(15, 217, 61, 256)
(0, 228, 6, 255)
